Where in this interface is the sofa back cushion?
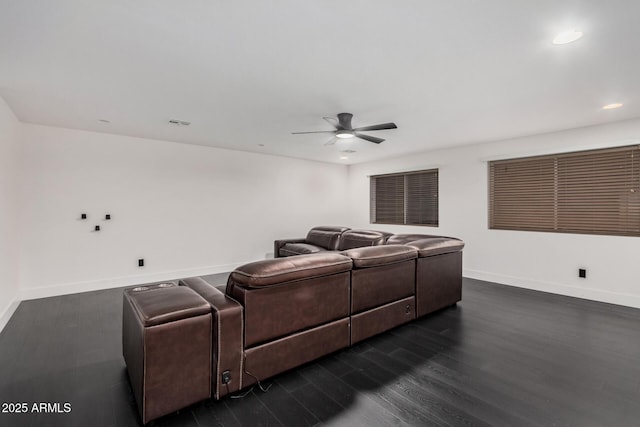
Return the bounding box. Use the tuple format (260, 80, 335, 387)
(386, 233, 442, 245)
(229, 253, 352, 288)
(338, 229, 393, 250)
(306, 226, 350, 250)
(408, 237, 465, 257)
(226, 253, 352, 347)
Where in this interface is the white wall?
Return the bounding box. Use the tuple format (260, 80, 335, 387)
(0, 97, 21, 330)
(18, 124, 351, 299)
(347, 118, 640, 308)
(10, 113, 640, 311)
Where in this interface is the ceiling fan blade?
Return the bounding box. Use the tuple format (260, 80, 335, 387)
(355, 133, 385, 144)
(322, 116, 340, 129)
(291, 130, 337, 134)
(352, 122, 397, 132)
(337, 113, 353, 130)
(324, 137, 338, 146)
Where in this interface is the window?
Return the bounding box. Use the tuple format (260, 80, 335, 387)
(489, 145, 640, 236)
(370, 169, 438, 226)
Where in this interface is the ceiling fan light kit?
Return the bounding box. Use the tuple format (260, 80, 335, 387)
(292, 112, 397, 145)
(335, 131, 354, 139)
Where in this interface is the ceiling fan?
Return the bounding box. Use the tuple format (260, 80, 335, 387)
(292, 112, 397, 145)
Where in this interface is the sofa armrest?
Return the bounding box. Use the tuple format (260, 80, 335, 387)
(273, 238, 306, 258)
(179, 277, 244, 399)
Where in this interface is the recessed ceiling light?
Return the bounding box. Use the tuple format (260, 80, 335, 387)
(602, 103, 623, 110)
(552, 30, 583, 45)
(340, 156, 349, 160)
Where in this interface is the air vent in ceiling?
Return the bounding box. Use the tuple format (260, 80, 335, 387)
(168, 119, 191, 126)
(341, 149, 357, 153)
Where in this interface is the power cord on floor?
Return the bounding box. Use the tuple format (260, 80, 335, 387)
(225, 368, 272, 399)
(243, 369, 272, 393)
(230, 387, 254, 399)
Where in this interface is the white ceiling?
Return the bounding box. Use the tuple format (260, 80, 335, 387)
(1, 1, 639, 164)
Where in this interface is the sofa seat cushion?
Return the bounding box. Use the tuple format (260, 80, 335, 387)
(280, 242, 328, 256)
(230, 253, 353, 288)
(338, 229, 394, 250)
(341, 245, 417, 268)
(408, 237, 465, 257)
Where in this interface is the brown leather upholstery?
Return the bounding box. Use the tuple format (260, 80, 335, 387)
(180, 277, 244, 399)
(341, 244, 417, 268)
(123, 284, 211, 424)
(306, 226, 350, 250)
(123, 227, 466, 419)
(273, 238, 306, 258)
(125, 285, 210, 326)
(229, 252, 352, 287)
(350, 260, 416, 314)
(243, 318, 349, 385)
(386, 233, 442, 245)
(225, 253, 353, 388)
(229, 271, 350, 347)
(345, 245, 416, 312)
(408, 237, 465, 257)
(274, 226, 350, 257)
(338, 229, 394, 250)
(278, 243, 327, 256)
(351, 297, 415, 344)
(342, 245, 417, 345)
(416, 251, 463, 317)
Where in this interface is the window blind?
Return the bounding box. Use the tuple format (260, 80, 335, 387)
(370, 169, 438, 226)
(489, 145, 640, 236)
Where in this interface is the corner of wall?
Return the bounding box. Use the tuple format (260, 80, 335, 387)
(0, 95, 22, 334)
(0, 298, 21, 333)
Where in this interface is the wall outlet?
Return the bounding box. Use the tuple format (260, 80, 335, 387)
(138, 259, 144, 267)
(578, 268, 586, 278)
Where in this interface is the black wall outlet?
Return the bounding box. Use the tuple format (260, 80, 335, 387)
(81, 213, 87, 219)
(138, 259, 144, 267)
(105, 214, 111, 220)
(578, 268, 586, 278)
(94, 225, 100, 231)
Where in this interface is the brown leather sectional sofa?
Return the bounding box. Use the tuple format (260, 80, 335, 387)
(122, 226, 464, 424)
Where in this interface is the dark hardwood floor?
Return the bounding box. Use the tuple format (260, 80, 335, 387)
(1, 276, 639, 426)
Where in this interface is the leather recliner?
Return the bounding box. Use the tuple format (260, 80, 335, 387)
(123, 227, 465, 424)
(274, 225, 350, 256)
(274, 226, 395, 257)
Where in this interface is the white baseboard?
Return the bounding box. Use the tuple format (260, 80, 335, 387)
(19, 261, 251, 301)
(464, 268, 640, 309)
(0, 297, 20, 334)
